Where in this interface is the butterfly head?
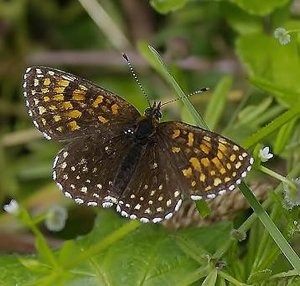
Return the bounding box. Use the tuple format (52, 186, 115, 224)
(144, 102, 162, 123)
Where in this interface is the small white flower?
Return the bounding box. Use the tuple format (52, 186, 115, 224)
(45, 205, 68, 232)
(283, 178, 300, 209)
(274, 27, 291, 45)
(3, 199, 19, 215)
(259, 146, 273, 162)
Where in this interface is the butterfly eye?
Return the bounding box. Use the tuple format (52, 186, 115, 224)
(154, 110, 162, 120)
(144, 107, 152, 117)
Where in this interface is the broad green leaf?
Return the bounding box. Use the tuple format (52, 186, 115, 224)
(150, 0, 188, 14)
(228, 0, 289, 16)
(223, 3, 262, 35)
(237, 33, 300, 106)
(0, 256, 36, 285)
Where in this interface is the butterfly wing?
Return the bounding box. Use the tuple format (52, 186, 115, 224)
(116, 142, 183, 223)
(157, 121, 253, 200)
(53, 134, 132, 207)
(23, 67, 140, 141)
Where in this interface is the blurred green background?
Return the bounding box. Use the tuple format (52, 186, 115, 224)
(1, 0, 300, 285)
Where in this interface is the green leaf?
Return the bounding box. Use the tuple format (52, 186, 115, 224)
(247, 269, 272, 283)
(237, 33, 300, 106)
(204, 76, 232, 131)
(236, 97, 272, 127)
(150, 0, 188, 14)
(228, 0, 289, 16)
(224, 3, 262, 35)
(0, 256, 36, 285)
(274, 118, 297, 155)
(195, 199, 212, 218)
(201, 269, 218, 286)
(242, 104, 300, 149)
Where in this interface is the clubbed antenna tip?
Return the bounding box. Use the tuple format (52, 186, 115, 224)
(122, 53, 129, 61)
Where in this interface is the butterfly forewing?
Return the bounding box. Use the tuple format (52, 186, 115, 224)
(23, 67, 140, 141)
(116, 143, 183, 223)
(53, 134, 132, 207)
(158, 122, 253, 200)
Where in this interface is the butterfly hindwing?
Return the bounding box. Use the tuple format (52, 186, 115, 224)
(23, 67, 140, 141)
(158, 121, 253, 200)
(53, 134, 132, 207)
(116, 143, 183, 223)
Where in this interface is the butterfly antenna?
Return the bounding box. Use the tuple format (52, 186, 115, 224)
(122, 53, 151, 107)
(160, 87, 209, 107)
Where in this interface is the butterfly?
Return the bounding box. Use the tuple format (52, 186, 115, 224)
(23, 66, 253, 223)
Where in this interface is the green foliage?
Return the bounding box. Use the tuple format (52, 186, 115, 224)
(0, 211, 233, 285)
(150, 0, 188, 14)
(1, 0, 300, 285)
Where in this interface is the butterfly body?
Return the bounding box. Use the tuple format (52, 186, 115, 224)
(23, 66, 253, 223)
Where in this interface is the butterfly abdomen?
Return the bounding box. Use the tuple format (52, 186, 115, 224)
(112, 142, 147, 195)
(112, 118, 155, 195)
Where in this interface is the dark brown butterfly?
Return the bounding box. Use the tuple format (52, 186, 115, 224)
(23, 67, 253, 223)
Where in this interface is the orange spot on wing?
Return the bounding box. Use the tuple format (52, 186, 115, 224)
(187, 132, 194, 147)
(54, 87, 65, 93)
(189, 157, 201, 172)
(72, 90, 85, 101)
(53, 94, 64, 101)
(43, 78, 51, 86)
(62, 102, 73, 110)
(111, 103, 119, 114)
(98, 116, 108, 124)
(68, 120, 80, 130)
(59, 80, 70, 87)
(200, 158, 210, 167)
(172, 129, 180, 139)
(92, 96, 104, 107)
(66, 110, 82, 118)
(172, 147, 181, 153)
(182, 167, 192, 178)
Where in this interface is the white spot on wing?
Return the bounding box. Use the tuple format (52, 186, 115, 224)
(64, 192, 72, 198)
(102, 202, 113, 208)
(33, 120, 39, 128)
(218, 190, 226, 195)
(75, 198, 84, 204)
(191, 195, 202, 201)
(43, 132, 51, 140)
(164, 213, 173, 220)
(87, 201, 97, 206)
(56, 183, 63, 191)
(175, 199, 182, 211)
(121, 211, 129, 217)
(229, 185, 235, 191)
(140, 217, 149, 223)
(207, 194, 216, 199)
